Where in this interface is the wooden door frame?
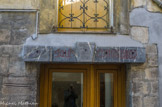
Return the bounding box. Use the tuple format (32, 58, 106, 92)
(40, 64, 126, 107)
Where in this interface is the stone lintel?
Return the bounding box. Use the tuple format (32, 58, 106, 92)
(23, 42, 146, 63)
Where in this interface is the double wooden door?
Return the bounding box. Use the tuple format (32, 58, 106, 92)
(40, 64, 125, 107)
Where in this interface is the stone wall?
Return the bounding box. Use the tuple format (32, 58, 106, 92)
(127, 44, 159, 107)
(0, 12, 40, 106)
(130, 0, 162, 106)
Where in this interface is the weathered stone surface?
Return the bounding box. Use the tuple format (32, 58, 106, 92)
(25, 63, 40, 77)
(23, 46, 51, 62)
(147, 0, 162, 13)
(144, 96, 159, 107)
(0, 45, 13, 56)
(0, 29, 11, 44)
(2, 86, 33, 96)
(39, 0, 57, 33)
(132, 96, 142, 107)
(131, 27, 149, 44)
(146, 44, 158, 54)
(151, 81, 159, 95)
(131, 0, 146, 8)
(132, 81, 143, 95)
(23, 44, 146, 63)
(131, 69, 144, 80)
(132, 80, 150, 95)
(0, 0, 39, 9)
(53, 47, 77, 62)
(0, 55, 9, 75)
(0, 76, 3, 96)
(147, 54, 158, 67)
(119, 0, 129, 35)
(95, 47, 119, 62)
(76, 42, 96, 62)
(145, 68, 158, 80)
(94, 47, 145, 63)
(0, 12, 36, 45)
(143, 82, 150, 95)
(3, 77, 36, 85)
(9, 59, 26, 76)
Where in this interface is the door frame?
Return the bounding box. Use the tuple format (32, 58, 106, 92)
(40, 64, 126, 107)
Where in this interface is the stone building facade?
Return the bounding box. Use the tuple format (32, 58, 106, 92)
(0, 0, 162, 107)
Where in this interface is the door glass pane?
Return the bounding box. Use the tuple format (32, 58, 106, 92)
(100, 73, 113, 107)
(52, 72, 83, 107)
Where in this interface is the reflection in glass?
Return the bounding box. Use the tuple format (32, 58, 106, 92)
(52, 72, 83, 107)
(100, 73, 113, 107)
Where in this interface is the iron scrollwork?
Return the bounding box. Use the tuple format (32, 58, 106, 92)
(58, 0, 110, 30)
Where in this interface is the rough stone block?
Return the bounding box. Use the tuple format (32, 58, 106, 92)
(0, 12, 36, 45)
(53, 47, 77, 62)
(2, 86, 32, 96)
(39, 9, 56, 33)
(131, 0, 146, 8)
(131, 27, 149, 44)
(132, 96, 142, 107)
(0, 55, 9, 75)
(132, 81, 150, 95)
(144, 96, 159, 107)
(0, 29, 11, 44)
(143, 82, 150, 95)
(23, 46, 51, 62)
(147, 0, 162, 13)
(0, 45, 12, 56)
(25, 63, 40, 77)
(146, 44, 157, 54)
(3, 77, 36, 85)
(131, 69, 144, 80)
(130, 63, 147, 70)
(151, 81, 158, 95)
(147, 54, 158, 67)
(132, 81, 143, 95)
(145, 68, 158, 80)
(9, 57, 26, 76)
(76, 42, 96, 62)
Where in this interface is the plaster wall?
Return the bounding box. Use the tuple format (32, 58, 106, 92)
(130, 8, 162, 107)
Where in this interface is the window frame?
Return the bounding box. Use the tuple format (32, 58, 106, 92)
(40, 64, 126, 107)
(55, 0, 116, 33)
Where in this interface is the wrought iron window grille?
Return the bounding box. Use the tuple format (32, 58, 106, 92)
(57, 0, 114, 32)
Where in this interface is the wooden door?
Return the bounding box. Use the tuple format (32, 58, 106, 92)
(40, 64, 125, 107)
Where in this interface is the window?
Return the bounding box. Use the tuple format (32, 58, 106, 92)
(57, 0, 114, 32)
(40, 64, 126, 107)
(39, 0, 129, 34)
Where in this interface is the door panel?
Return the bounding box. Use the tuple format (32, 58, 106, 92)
(40, 64, 125, 107)
(96, 70, 117, 107)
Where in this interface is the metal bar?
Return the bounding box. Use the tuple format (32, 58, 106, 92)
(57, 27, 111, 29)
